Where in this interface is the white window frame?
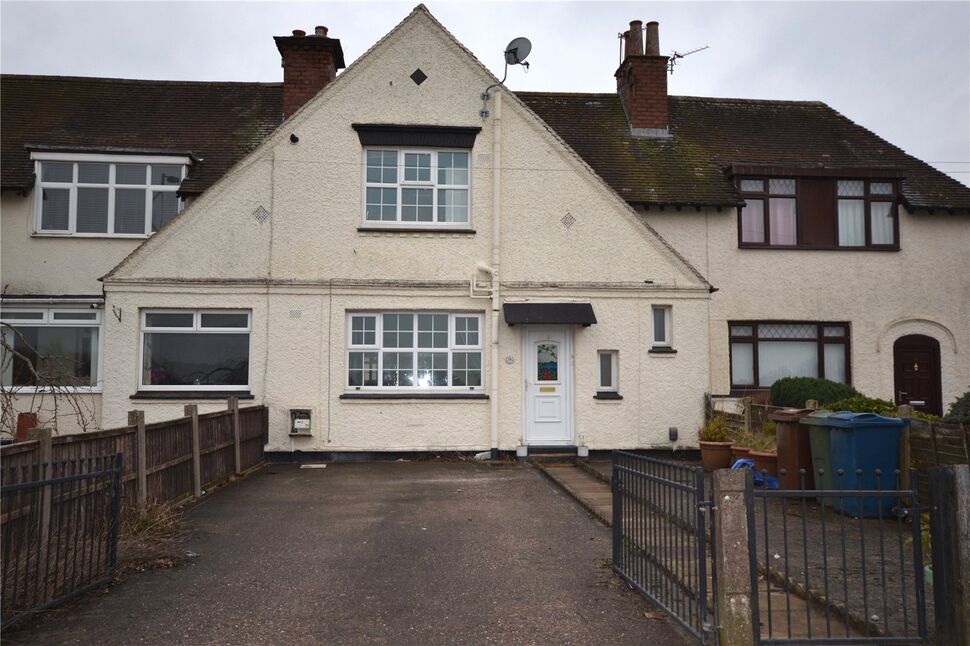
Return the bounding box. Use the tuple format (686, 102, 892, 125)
(652, 305, 672, 348)
(597, 350, 618, 392)
(139, 309, 252, 391)
(345, 312, 485, 391)
(0, 306, 103, 393)
(360, 148, 472, 229)
(31, 152, 190, 238)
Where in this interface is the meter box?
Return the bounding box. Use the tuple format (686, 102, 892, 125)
(289, 409, 312, 436)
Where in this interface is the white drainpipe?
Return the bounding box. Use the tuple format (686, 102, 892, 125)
(488, 92, 502, 459)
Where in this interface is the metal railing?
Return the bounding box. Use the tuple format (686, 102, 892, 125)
(747, 467, 928, 645)
(612, 451, 714, 644)
(1, 454, 123, 629)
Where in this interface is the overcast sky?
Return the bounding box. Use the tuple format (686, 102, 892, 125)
(2, 1, 968, 185)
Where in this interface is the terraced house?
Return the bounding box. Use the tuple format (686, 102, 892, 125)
(2, 6, 968, 457)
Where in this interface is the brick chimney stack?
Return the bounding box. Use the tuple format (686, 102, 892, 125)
(616, 20, 670, 138)
(275, 26, 346, 119)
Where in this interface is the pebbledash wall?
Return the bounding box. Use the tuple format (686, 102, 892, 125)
(0, 193, 145, 296)
(645, 205, 970, 407)
(99, 8, 711, 452)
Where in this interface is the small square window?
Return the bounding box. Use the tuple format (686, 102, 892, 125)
(740, 178, 764, 193)
(837, 180, 865, 197)
(870, 182, 894, 195)
(768, 178, 795, 195)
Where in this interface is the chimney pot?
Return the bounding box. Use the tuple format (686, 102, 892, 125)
(292, 29, 306, 37)
(314, 26, 328, 37)
(645, 21, 660, 56)
(626, 20, 643, 58)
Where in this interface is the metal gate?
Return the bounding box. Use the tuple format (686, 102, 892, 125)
(612, 451, 715, 643)
(747, 467, 929, 644)
(1, 454, 123, 629)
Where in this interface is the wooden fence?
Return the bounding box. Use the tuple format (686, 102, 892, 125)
(908, 418, 969, 504)
(0, 398, 268, 512)
(705, 394, 784, 434)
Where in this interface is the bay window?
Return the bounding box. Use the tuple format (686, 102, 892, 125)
(363, 149, 470, 227)
(346, 312, 483, 390)
(140, 310, 250, 390)
(0, 307, 101, 391)
(32, 154, 188, 237)
(729, 322, 850, 389)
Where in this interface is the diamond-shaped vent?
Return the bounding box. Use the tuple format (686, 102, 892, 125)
(410, 68, 428, 86)
(253, 206, 270, 223)
(289, 309, 303, 319)
(561, 212, 576, 229)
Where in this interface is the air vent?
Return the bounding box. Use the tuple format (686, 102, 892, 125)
(253, 206, 270, 223)
(476, 152, 492, 165)
(289, 309, 302, 319)
(561, 212, 576, 229)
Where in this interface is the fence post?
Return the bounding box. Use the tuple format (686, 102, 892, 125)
(229, 397, 242, 475)
(742, 397, 753, 434)
(712, 468, 757, 646)
(27, 427, 53, 541)
(128, 410, 147, 511)
(898, 404, 913, 490)
(929, 464, 970, 646)
(184, 404, 202, 498)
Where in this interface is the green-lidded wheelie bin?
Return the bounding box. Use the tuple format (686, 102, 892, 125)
(800, 410, 835, 505)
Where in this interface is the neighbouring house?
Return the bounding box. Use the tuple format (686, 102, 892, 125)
(1, 6, 967, 456)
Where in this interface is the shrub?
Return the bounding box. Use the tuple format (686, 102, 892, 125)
(826, 395, 940, 422)
(699, 416, 731, 442)
(943, 391, 970, 424)
(769, 377, 860, 408)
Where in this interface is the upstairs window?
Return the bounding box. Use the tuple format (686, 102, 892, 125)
(739, 178, 797, 246)
(363, 149, 470, 227)
(837, 180, 897, 247)
(32, 154, 188, 237)
(738, 176, 898, 250)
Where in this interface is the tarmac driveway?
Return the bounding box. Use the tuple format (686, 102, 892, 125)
(11, 462, 688, 645)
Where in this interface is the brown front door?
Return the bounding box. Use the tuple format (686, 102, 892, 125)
(893, 335, 942, 416)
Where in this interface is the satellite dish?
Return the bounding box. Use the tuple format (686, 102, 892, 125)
(504, 37, 532, 66)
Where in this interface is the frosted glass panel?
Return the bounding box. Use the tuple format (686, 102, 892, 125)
(824, 344, 846, 383)
(870, 182, 893, 195)
(769, 178, 795, 195)
(758, 341, 818, 386)
(870, 202, 894, 244)
(741, 200, 765, 243)
(740, 179, 764, 192)
(838, 199, 865, 246)
(769, 198, 796, 245)
(731, 343, 755, 386)
(838, 180, 864, 197)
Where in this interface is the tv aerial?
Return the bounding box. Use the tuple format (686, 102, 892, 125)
(668, 45, 709, 74)
(481, 36, 532, 119)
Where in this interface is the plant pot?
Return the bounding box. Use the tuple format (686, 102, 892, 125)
(731, 445, 752, 462)
(699, 441, 733, 472)
(750, 450, 778, 477)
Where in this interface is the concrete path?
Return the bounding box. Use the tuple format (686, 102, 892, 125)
(7, 462, 690, 646)
(537, 461, 862, 643)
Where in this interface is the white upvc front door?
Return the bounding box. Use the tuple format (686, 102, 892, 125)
(523, 326, 573, 445)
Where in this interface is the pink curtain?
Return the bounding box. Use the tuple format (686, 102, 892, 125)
(769, 198, 797, 245)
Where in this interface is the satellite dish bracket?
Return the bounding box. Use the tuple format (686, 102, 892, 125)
(481, 37, 532, 119)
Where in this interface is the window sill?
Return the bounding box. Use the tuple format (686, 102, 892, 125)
(594, 391, 623, 400)
(648, 347, 677, 355)
(357, 227, 476, 235)
(340, 392, 489, 400)
(130, 391, 254, 400)
(32, 232, 152, 240)
(738, 244, 899, 252)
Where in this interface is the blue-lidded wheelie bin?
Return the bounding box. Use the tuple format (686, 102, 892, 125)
(822, 412, 910, 518)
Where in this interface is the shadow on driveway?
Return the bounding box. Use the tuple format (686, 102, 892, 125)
(9, 462, 690, 645)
